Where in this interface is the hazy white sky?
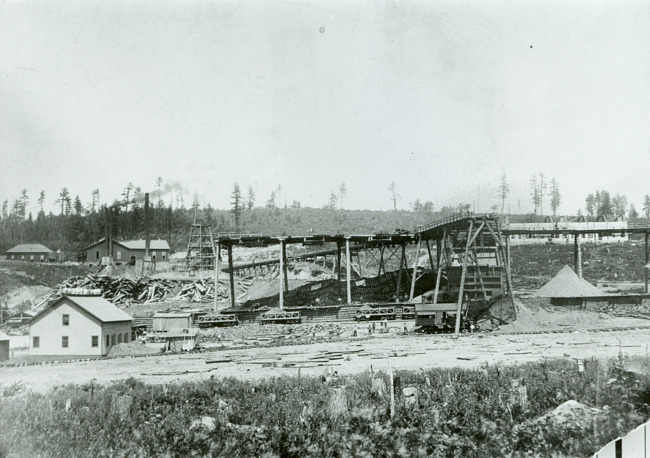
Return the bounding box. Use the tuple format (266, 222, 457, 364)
(1, 0, 649, 216)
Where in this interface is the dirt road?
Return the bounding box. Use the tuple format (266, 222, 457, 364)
(3, 325, 650, 393)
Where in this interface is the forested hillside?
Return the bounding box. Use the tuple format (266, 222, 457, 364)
(0, 205, 442, 254)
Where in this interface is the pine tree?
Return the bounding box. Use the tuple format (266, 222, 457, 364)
(246, 185, 255, 210)
(629, 203, 639, 219)
(497, 175, 509, 215)
(612, 194, 628, 218)
(19, 189, 28, 219)
(231, 183, 242, 230)
(38, 191, 45, 213)
(530, 175, 540, 215)
(643, 195, 650, 219)
(411, 199, 423, 212)
(155, 176, 163, 206)
(122, 183, 134, 211)
(338, 182, 347, 210)
(327, 192, 338, 210)
(585, 194, 595, 217)
(73, 195, 84, 215)
(549, 178, 561, 217)
(538, 173, 547, 216)
(599, 191, 612, 218)
(266, 191, 277, 209)
(56, 188, 70, 215)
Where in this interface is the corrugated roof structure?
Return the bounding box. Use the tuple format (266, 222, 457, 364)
(533, 265, 606, 298)
(6, 244, 53, 253)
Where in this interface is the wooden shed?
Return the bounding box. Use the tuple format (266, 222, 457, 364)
(0, 331, 9, 361)
(163, 328, 199, 352)
(6, 310, 35, 328)
(5, 244, 54, 262)
(153, 312, 192, 332)
(82, 239, 170, 264)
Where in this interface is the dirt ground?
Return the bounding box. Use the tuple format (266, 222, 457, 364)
(3, 256, 650, 394)
(3, 316, 650, 394)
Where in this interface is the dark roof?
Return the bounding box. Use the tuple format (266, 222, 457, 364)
(32, 295, 133, 324)
(6, 244, 53, 254)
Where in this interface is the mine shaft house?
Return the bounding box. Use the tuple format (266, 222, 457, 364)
(82, 238, 171, 264)
(5, 244, 54, 262)
(29, 293, 133, 357)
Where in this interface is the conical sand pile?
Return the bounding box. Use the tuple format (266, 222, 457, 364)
(533, 265, 605, 297)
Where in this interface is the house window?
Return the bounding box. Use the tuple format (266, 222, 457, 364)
(62, 314, 69, 326)
(62, 336, 69, 348)
(117, 250, 122, 260)
(40, 255, 44, 261)
(91, 336, 98, 347)
(118, 333, 123, 344)
(30, 255, 34, 261)
(21, 255, 25, 260)
(33, 336, 40, 348)
(111, 334, 116, 346)
(162, 253, 166, 260)
(152, 251, 157, 261)
(124, 333, 129, 343)
(106, 335, 110, 348)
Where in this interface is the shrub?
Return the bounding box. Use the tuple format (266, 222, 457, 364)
(0, 358, 645, 457)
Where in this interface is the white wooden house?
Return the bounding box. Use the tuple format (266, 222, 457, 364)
(29, 294, 133, 356)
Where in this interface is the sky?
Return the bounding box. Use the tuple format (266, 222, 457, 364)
(1, 0, 650, 217)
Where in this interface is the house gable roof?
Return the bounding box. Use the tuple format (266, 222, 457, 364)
(6, 244, 53, 254)
(119, 240, 170, 251)
(32, 295, 133, 325)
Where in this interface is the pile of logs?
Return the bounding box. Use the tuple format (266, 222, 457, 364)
(36, 275, 255, 308)
(56, 275, 178, 304)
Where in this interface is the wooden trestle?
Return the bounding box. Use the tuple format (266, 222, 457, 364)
(210, 213, 650, 331)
